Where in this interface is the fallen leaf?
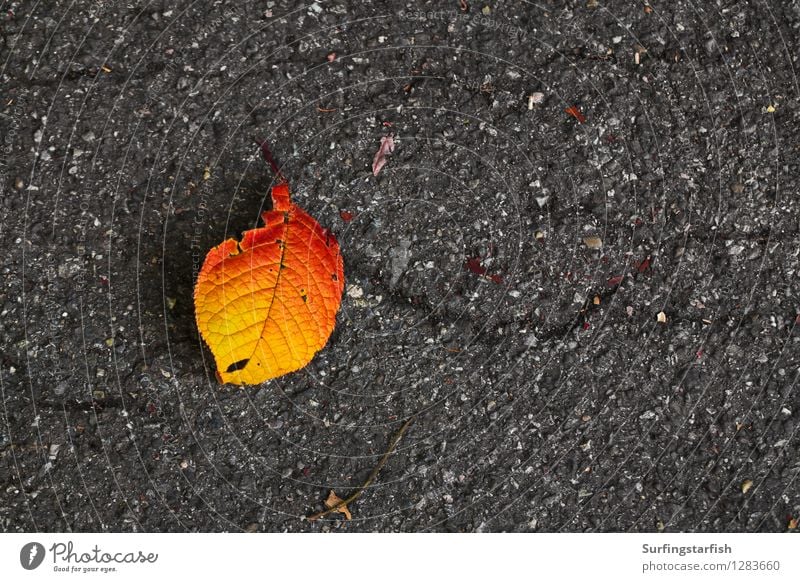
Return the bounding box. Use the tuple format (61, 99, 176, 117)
(194, 182, 345, 385)
(657, 311, 667, 324)
(465, 257, 487, 276)
(789, 517, 798, 530)
(565, 105, 586, 123)
(465, 256, 503, 284)
(637, 256, 651, 273)
(324, 490, 352, 520)
(583, 236, 603, 249)
(741, 479, 753, 494)
(607, 275, 624, 287)
(372, 134, 395, 176)
(326, 52, 336, 62)
(339, 210, 354, 222)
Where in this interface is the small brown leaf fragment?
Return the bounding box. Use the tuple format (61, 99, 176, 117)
(565, 105, 586, 123)
(593, 295, 601, 305)
(607, 275, 624, 287)
(583, 236, 602, 250)
(327, 52, 336, 62)
(372, 134, 395, 176)
(788, 516, 798, 530)
(324, 490, 352, 520)
(741, 479, 753, 494)
(528, 92, 544, 109)
(657, 311, 667, 324)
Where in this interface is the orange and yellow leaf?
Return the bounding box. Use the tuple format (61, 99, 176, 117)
(194, 183, 344, 385)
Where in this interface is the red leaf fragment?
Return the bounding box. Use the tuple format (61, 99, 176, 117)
(607, 275, 624, 287)
(327, 52, 336, 62)
(565, 105, 586, 123)
(339, 210, 354, 222)
(465, 257, 486, 276)
(637, 256, 651, 273)
(465, 257, 503, 284)
(582, 322, 591, 330)
(372, 134, 395, 176)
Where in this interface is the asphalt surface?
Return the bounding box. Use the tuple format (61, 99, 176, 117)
(1, 0, 799, 532)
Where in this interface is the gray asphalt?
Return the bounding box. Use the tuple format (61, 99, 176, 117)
(1, 0, 799, 532)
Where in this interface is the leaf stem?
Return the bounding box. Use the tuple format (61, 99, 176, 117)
(306, 418, 414, 522)
(254, 137, 287, 183)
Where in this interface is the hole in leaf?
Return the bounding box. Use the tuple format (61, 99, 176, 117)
(226, 358, 250, 373)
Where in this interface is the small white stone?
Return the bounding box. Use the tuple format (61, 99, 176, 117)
(346, 284, 364, 299)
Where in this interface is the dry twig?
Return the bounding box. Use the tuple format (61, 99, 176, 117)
(307, 418, 413, 521)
